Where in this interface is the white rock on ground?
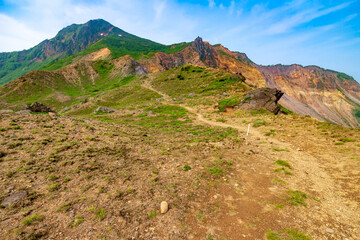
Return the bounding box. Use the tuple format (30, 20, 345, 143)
(160, 201, 168, 214)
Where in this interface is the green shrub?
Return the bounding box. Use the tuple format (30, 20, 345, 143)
(253, 119, 267, 128)
(184, 165, 191, 171)
(266, 229, 311, 240)
(23, 214, 44, 225)
(340, 138, 355, 142)
(48, 183, 60, 191)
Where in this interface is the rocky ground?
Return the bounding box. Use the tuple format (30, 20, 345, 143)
(1, 82, 359, 239)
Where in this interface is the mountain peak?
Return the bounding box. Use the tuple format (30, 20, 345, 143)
(192, 36, 217, 67)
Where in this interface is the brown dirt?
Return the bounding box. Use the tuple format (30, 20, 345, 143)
(141, 79, 360, 239)
(0, 79, 359, 239)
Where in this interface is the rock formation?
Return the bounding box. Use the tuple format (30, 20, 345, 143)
(25, 102, 55, 113)
(237, 88, 284, 114)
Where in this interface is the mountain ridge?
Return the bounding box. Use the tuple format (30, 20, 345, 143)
(0, 19, 359, 127)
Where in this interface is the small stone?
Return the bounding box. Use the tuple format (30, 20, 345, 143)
(48, 112, 58, 119)
(1, 191, 27, 207)
(94, 106, 116, 114)
(160, 201, 169, 214)
(188, 93, 196, 97)
(326, 228, 334, 233)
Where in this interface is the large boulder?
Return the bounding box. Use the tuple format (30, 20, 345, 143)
(237, 88, 284, 114)
(94, 106, 116, 114)
(25, 102, 55, 113)
(1, 190, 27, 207)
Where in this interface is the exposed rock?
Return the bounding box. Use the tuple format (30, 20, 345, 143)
(160, 201, 169, 214)
(94, 106, 116, 113)
(191, 37, 217, 68)
(16, 110, 31, 114)
(82, 98, 88, 104)
(25, 102, 55, 113)
(188, 93, 196, 97)
(237, 88, 284, 114)
(256, 64, 360, 127)
(326, 228, 334, 233)
(0, 110, 14, 114)
(48, 112, 58, 119)
(1, 190, 27, 207)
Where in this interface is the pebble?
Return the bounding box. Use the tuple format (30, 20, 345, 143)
(326, 228, 334, 233)
(48, 112, 58, 119)
(160, 201, 169, 214)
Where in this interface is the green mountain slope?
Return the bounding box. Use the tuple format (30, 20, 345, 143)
(0, 19, 189, 86)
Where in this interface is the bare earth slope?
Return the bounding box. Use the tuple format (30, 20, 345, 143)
(1, 75, 359, 239)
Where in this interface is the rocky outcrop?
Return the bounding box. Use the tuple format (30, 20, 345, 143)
(139, 37, 267, 87)
(237, 88, 284, 114)
(192, 37, 217, 68)
(94, 106, 116, 113)
(255, 64, 360, 127)
(1, 191, 27, 207)
(139, 46, 205, 73)
(25, 102, 55, 113)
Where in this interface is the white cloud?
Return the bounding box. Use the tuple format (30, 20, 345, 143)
(229, 1, 235, 15)
(154, 1, 166, 21)
(0, 14, 48, 52)
(208, 0, 215, 8)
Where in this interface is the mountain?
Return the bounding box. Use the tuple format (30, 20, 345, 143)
(0, 20, 359, 128)
(0, 19, 182, 85)
(255, 64, 360, 127)
(1, 20, 360, 239)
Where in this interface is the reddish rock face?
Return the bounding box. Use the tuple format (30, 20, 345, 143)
(255, 64, 360, 127)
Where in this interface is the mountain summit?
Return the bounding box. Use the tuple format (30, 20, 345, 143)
(0, 19, 128, 85)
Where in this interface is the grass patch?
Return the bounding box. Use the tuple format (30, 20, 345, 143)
(274, 160, 291, 169)
(266, 229, 311, 240)
(68, 215, 84, 228)
(253, 119, 267, 128)
(204, 159, 232, 179)
(23, 214, 44, 226)
(89, 207, 107, 220)
(285, 191, 320, 207)
(148, 211, 157, 219)
(274, 168, 292, 175)
(184, 165, 191, 171)
(339, 138, 356, 143)
(272, 178, 286, 184)
(272, 148, 290, 152)
(48, 183, 60, 191)
(218, 96, 241, 111)
(266, 129, 276, 136)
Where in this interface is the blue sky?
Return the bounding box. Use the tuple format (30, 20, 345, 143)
(0, 0, 359, 82)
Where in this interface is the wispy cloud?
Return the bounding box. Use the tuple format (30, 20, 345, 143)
(208, 0, 215, 8)
(0, 0, 358, 81)
(154, 1, 166, 21)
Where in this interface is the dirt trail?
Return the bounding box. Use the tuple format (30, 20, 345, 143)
(142, 79, 360, 239)
(142, 79, 252, 134)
